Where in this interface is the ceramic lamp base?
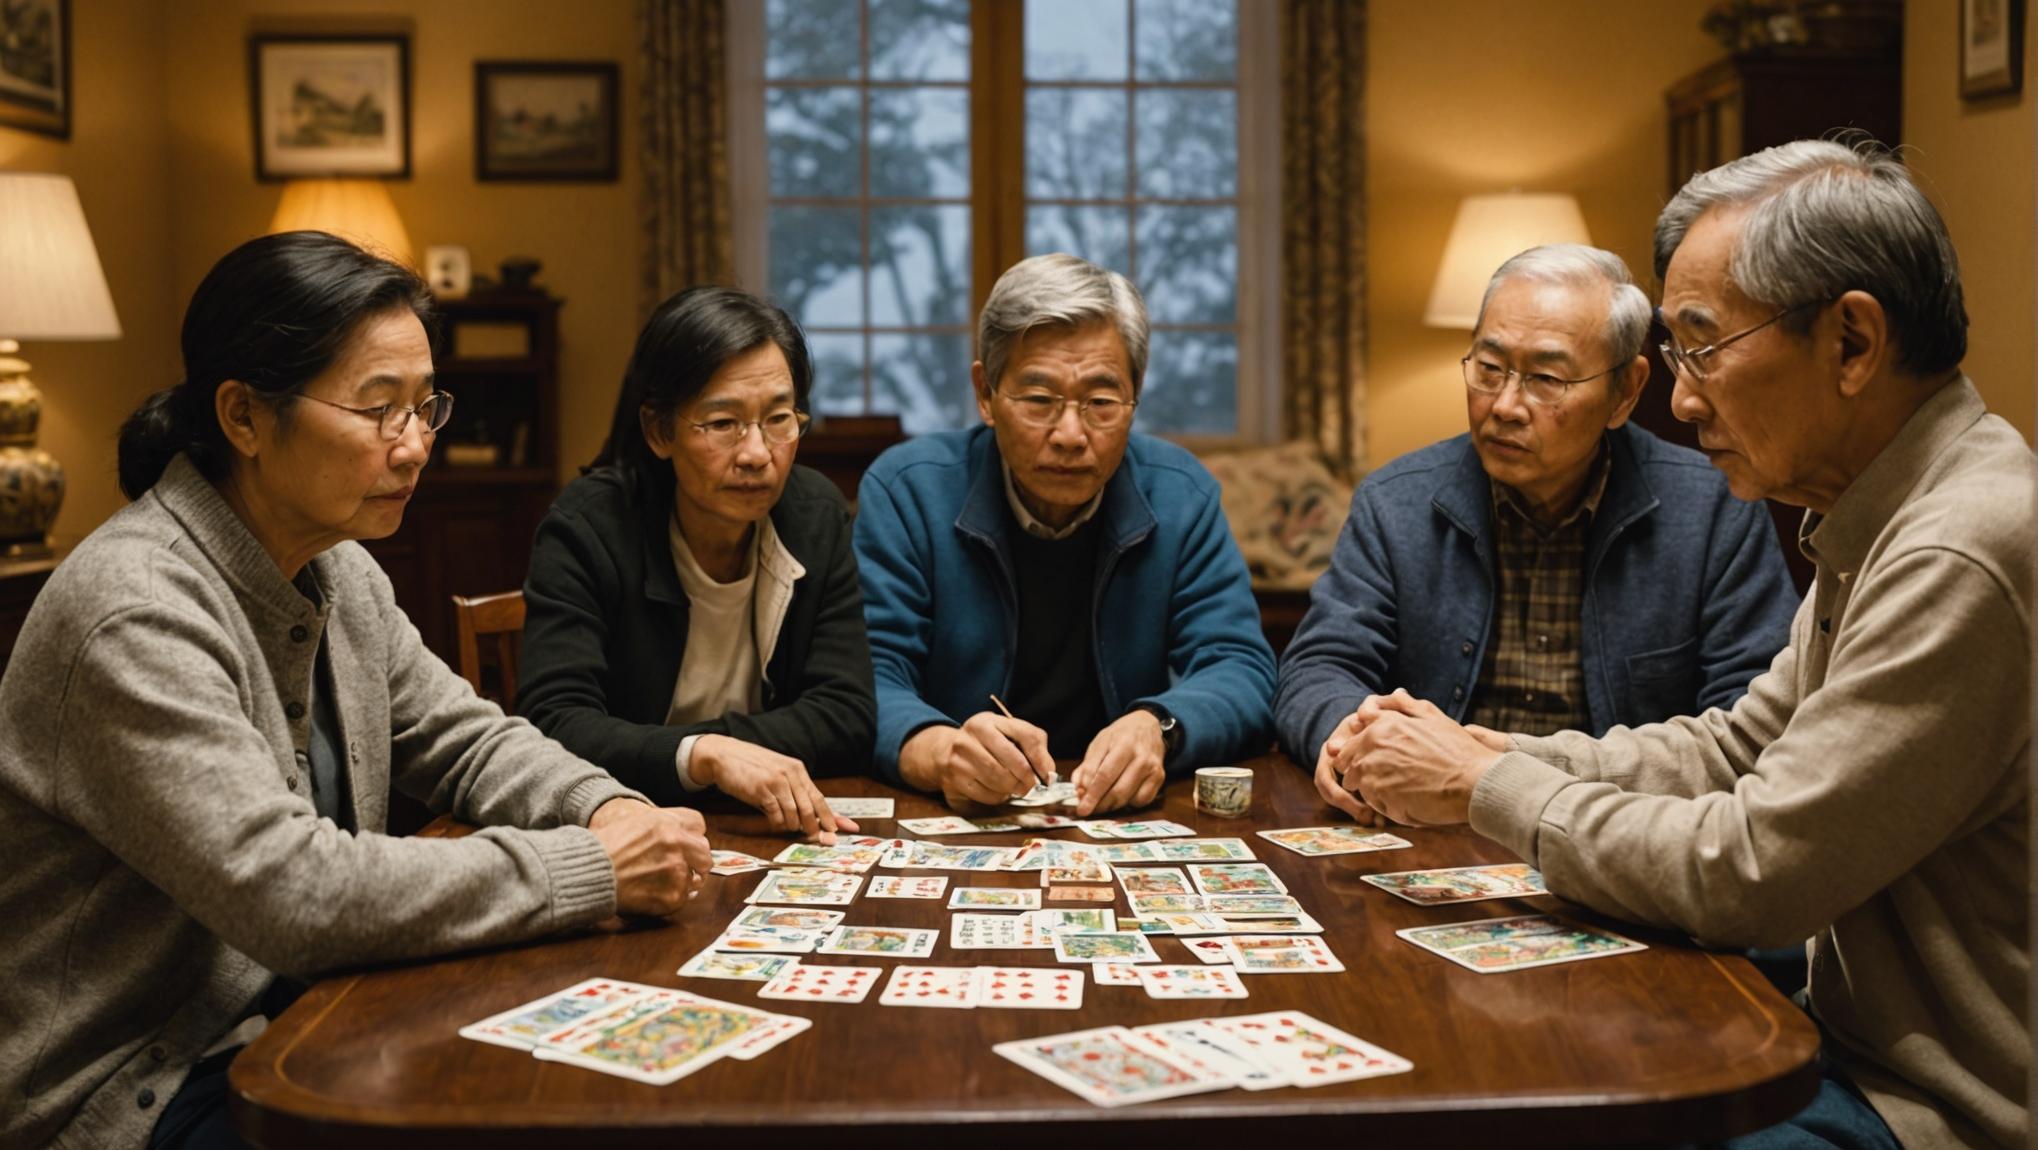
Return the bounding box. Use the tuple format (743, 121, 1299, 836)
(0, 446, 63, 555)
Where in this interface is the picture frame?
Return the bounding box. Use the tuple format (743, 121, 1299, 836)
(474, 61, 620, 183)
(0, 0, 70, 140)
(1960, 0, 2025, 100)
(249, 34, 411, 181)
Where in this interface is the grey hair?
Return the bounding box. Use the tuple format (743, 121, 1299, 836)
(977, 253, 1151, 393)
(1654, 137, 1966, 374)
(1476, 243, 1652, 366)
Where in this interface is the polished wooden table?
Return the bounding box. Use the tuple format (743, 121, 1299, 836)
(231, 755, 1820, 1148)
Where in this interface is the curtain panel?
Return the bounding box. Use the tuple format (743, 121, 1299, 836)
(639, 0, 735, 316)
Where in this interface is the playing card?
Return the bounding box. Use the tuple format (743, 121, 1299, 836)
(747, 867, 863, 905)
(538, 994, 779, 1085)
(879, 838, 917, 868)
(1052, 930, 1160, 964)
(1364, 863, 1548, 906)
(1130, 1020, 1288, 1090)
(1256, 826, 1414, 857)
(1092, 962, 1145, 985)
(993, 1026, 1228, 1107)
(458, 978, 662, 1051)
(1128, 892, 1208, 916)
(949, 912, 1050, 949)
(1092, 841, 1160, 864)
(1010, 779, 1079, 807)
(756, 963, 880, 1004)
(1151, 837, 1257, 862)
(1136, 964, 1249, 999)
(1207, 913, 1323, 934)
(1046, 885, 1116, 903)
(905, 842, 1021, 871)
(897, 815, 981, 835)
(1187, 862, 1288, 896)
(1149, 913, 1234, 935)
(880, 965, 981, 1008)
(711, 925, 824, 953)
(1205, 894, 1303, 915)
(1181, 936, 1236, 964)
(1223, 934, 1344, 974)
(1031, 908, 1115, 935)
(866, 874, 949, 899)
(816, 925, 939, 958)
(949, 886, 1042, 910)
(1010, 813, 1079, 829)
(1114, 866, 1190, 895)
(1213, 1011, 1414, 1087)
(677, 948, 800, 982)
(771, 840, 884, 873)
(1121, 916, 1174, 935)
(1397, 913, 1646, 973)
(1039, 862, 1113, 884)
(977, 965, 1085, 1009)
(1079, 819, 1194, 840)
(824, 797, 895, 819)
(710, 849, 772, 876)
(733, 906, 845, 932)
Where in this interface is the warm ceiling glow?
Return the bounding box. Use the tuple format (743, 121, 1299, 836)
(1423, 193, 1592, 329)
(268, 178, 415, 268)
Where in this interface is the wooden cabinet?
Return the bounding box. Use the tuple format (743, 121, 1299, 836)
(1666, 42, 1901, 196)
(362, 290, 562, 661)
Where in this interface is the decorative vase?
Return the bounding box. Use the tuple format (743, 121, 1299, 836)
(0, 345, 64, 557)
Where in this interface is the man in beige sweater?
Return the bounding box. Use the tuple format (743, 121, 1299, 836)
(1332, 140, 2031, 1150)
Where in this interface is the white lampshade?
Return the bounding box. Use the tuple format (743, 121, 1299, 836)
(269, 178, 415, 268)
(1423, 193, 1592, 329)
(0, 173, 122, 340)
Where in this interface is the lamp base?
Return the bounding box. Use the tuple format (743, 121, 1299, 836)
(0, 346, 65, 556)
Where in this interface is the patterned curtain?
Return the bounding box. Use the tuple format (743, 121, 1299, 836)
(639, 0, 735, 316)
(1280, 0, 1367, 479)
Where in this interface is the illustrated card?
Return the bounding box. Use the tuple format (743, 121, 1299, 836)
(1213, 1012, 1414, 1087)
(1031, 908, 1115, 935)
(1136, 964, 1249, 1000)
(1010, 779, 1079, 807)
(1046, 885, 1116, 903)
(816, 925, 939, 959)
(711, 925, 824, 953)
(866, 874, 949, 899)
(1121, 916, 1173, 935)
(948, 912, 1049, 949)
(1208, 913, 1322, 934)
(1204, 894, 1302, 915)
(746, 868, 862, 906)
(1181, 936, 1236, 964)
(1114, 866, 1190, 895)
(733, 905, 844, 932)
(1039, 861, 1112, 884)
(677, 948, 800, 982)
(897, 815, 982, 836)
(1256, 826, 1414, 857)
(1396, 914, 1646, 973)
(720, 1011, 813, 1061)
(880, 964, 981, 1008)
(1152, 837, 1257, 862)
(1130, 1020, 1286, 1090)
(1093, 962, 1145, 986)
(993, 1026, 1228, 1107)
(1081, 819, 1195, 840)
(771, 840, 884, 873)
(825, 797, 895, 819)
(1128, 892, 1208, 916)
(1364, 863, 1548, 906)
(977, 965, 1085, 1009)
(1052, 930, 1160, 964)
(757, 962, 879, 1004)
(1222, 934, 1343, 974)
(906, 842, 1021, 871)
(459, 978, 661, 1051)
(879, 838, 917, 868)
(539, 996, 779, 1085)
(1011, 813, 1080, 830)
(950, 886, 1042, 910)
(1187, 862, 1288, 896)
(710, 849, 772, 876)
(1093, 841, 1160, 864)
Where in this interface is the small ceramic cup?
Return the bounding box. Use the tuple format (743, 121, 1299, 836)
(1194, 766, 1254, 818)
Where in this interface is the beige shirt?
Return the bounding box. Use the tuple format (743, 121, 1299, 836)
(1471, 380, 2032, 1150)
(1002, 460, 1103, 540)
(665, 514, 805, 789)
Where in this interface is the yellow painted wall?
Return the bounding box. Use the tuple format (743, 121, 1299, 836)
(1903, 0, 2036, 440)
(162, 0, 642, 487)
(0, 0, 178, 539)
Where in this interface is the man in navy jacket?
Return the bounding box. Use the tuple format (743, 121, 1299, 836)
(857, 254, 1276, 815)
(1278, 245, 1796, 820)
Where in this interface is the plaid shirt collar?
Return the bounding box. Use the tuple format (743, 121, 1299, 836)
(1490, 439, 1613, 536)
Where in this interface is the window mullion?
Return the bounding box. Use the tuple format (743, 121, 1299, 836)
(972, 0, 1026, 319)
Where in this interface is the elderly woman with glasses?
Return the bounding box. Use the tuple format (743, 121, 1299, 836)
(0, 232, 709, 1150)
(518, 287, 876, 840)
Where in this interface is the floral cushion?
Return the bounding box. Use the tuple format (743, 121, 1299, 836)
(1199, 441, 1357, 591)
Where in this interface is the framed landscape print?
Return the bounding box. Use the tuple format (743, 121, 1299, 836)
(250, 35, 411, 180)
(0, 0, 70, 139)
(475, 61, 619, 182)
(1961, 0, 2025, 99)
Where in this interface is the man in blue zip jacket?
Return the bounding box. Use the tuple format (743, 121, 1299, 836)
(1277, 244, 1796, 822)
(856, 253, 1276, 815)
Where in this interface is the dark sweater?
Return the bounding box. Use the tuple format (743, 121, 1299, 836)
(519, 464, 878, 805)
(1001, 513, 1107, 759)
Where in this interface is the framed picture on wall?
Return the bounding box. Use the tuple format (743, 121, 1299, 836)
(249, 35, 411, 180)
(474, 61, 620, 182)
(0, 0, 70, 139)
(1960, 0, 2025, 99)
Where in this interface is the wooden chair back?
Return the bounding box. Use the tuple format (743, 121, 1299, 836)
(450, 590, 526, 712)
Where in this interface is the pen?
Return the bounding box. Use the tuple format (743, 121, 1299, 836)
(988, 694, 1056, 787)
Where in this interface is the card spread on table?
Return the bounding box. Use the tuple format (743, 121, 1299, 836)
(949, 912, 1050, 949)
(1256, 826, 1414, 857)
(733, 905, 844, 932)
(824, 797, 895, 819)
(1130, 1020, 1288, 1090)
(1051, 930, 1160, 964)
(1181, 936, 1236, 964)
(1078, 819, 1195, 840)
(534, 991, 791, 1085)
(949, 886, 1042, 910)
(1046, 885, 1117, 903)
(1213, 1011, 1414, 1087)
(677, 948, 800, 982)
(1092, 841, 1160, 864)
(977, 965, 1085, 1009)
(1128, 892, 1208, 916)
(1205, 894, 1303, 916)
(896, 815, 981, 835)
(1114, 866, 1190, 895)
(1396, 914, 1646, 973)
(1222, 934, 1343, 974)
(458, 978, 663, 1051)
(710, 849, 772, 876)
(880, 965, 981, 1008)
(1031, 908, 1116, 935)
(711, 924, 824, 953)
(1364, 863, 1548, 906)
(1151, 837, 1257, 862)
(815, 924, 939, 958)
(1010, 779, 1079, 807)
(746, 868, 863, 905)
(1092, 962, 1145, 985)
(993, 1025, 1228, 1107)
(1038, 861, 1113, 884)
(865, 874, 949, 899)
(1187, 863, 1288, 896)
(1136, 964, 1248, 999)
(904, 842, 1021, 871)
(756, 962, 879, 1004)
(770, 840, 884, 873)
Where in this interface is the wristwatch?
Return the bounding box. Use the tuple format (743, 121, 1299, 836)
(1133, 703, 1182, 762)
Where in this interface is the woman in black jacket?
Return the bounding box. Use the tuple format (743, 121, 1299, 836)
(520, 286, 875, 837)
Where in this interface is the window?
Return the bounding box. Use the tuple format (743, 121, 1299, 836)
(731, 0, 1277, 441)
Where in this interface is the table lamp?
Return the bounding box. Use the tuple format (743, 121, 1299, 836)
(0, 173, 123, 557)
(1422, 192, 1592, 329)
(268, 178, 415, 268)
